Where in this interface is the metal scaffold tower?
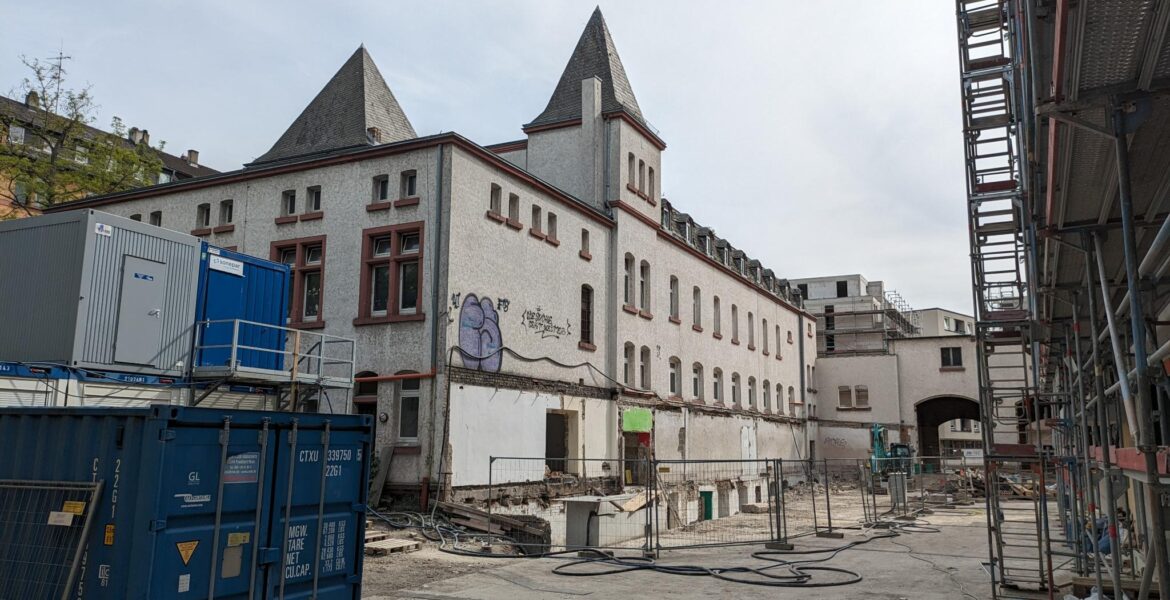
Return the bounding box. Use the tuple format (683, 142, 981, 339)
(956, 1, 1057, 595)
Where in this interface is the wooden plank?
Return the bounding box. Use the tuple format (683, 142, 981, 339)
(364, 538, 420, 556)
(435, 501, 545, 537)
(368, 446, 394, 507)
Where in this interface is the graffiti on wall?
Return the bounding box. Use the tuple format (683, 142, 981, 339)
(824, 436, 849, 448)
(458, 294, 503, 372)
(451, 293, 510, 314)
(520, 306, 571, 339)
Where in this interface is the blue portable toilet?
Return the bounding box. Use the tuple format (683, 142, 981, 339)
(194, 244, 290, 371)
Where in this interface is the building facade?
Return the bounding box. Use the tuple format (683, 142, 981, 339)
(50, 10, 817, 501)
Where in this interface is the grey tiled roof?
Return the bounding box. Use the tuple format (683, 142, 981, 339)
(526, 8, 643, 129)
(252, 47, 416, 165)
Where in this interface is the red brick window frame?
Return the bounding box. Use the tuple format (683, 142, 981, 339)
(355, 222, 425, 325)
(271, 235, 327, 329)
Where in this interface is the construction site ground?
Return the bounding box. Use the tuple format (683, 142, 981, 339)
(361, 504, 1060, 600)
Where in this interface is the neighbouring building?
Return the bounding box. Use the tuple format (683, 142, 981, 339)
(0, 92, 216, 217)
(47, 10, 817, 504)
(791, 274, 1009, 460)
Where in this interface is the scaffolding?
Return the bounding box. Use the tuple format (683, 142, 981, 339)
(955, 0, 1170, 598)
(814, 289, 920, 356)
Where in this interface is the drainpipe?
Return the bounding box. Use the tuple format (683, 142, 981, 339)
(1110, 103, 1170, 597)
(605, 121, 619, 460)
(798, 314, 808, 457)
(425, 143, 447, 493)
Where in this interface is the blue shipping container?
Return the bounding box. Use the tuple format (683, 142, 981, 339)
(0, 406, 372, 600)
(195, 244, 290, 371)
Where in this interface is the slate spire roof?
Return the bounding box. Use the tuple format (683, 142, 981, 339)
(252, 47, 416, 165)
(526, 7, 644, 130)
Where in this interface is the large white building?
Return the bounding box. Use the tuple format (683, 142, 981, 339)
(791, 274, 997, 460)
(50, 9, 817, 501)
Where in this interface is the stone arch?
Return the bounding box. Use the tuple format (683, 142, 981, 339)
(913, 395, 979, 458)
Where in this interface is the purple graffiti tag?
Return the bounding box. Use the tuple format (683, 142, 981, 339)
(458, 294, 502, 372)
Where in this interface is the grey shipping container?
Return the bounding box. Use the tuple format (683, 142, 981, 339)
(0, 210, 202, 376)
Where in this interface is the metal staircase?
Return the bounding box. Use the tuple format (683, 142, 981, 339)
(955, 0, 1053, 594)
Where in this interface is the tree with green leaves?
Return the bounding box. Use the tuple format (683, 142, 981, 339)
(1, 54, 164, 217)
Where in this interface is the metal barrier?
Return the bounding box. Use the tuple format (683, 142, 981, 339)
(192, 319, 356, 389)
(478, 455, 988, 555)
(0, 479, 103, 600)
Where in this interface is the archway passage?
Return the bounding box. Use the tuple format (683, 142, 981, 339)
(915, 396, 980, 458)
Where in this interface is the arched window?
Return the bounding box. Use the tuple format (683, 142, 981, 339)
(624, 254, 635, 306)
(713, 296, 722, 335)
(763, 380, 771, 411)
(580, 285, 594, 346)
(776, 383, 784, 414)
(628, 153, 636, 186)
(692, 286, 702, 327)
(788, 386, 796, 416)
(397, 372, 421, 440)
(508, 193, 520, 221)
(775, 325, 782, 358)
(713, 368, 724, 403)
(748, 312, 755, 348)
(623, 342, 635, 385)
(692, 363, 704, 402)
(731, 373, 741, 406)
(648, 166, 656, 200)
(748, 377, 756, 408)
(639, 346, 652, 389)
(668, 357, 681, 396)
(731, 305, 739, 343)
(669, 276, 679, 320)
(762, 318, 769, 353)
(639, 261, 651, 311)
(638, 159, 645, 190)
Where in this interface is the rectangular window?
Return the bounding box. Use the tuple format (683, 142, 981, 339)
(714, 297, 721, 334)
(836, 280, 848, 297)
(373, 175, 390, 202)
(531, 205, 542, 233)
(399, 379, 420, 440)
(129, 214, 142, 222)
(838, 386, 853, 408)
(580, 286, 594, 345)
(546, 213, 558, 241)
(508, 193, 520, 221)
(281, 190, 296, 215)
(855, 385, 869, 407)
(158, 171, 172, 184)
(400, 170, 417, 198)
(489, 184, 502, 214)
(692, 287, 701, 326)
(731, 305, 739, 342)
(74, 145, 88, 165)
(581, 229, 590, 254)
(358, 224, 424, 322)
(271, 237, 327, 325)
(7, 125, 25, 145)
(149, 211, 162, 226)
(306, 186, 322, 212)
(196, 203, 211, 228)
(941, 347, 963, 367)
(219, 200, 234, 225)
(648, 166, 655, 200)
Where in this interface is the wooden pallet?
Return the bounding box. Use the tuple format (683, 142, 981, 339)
(364, 531, 391, 543)
(364, 538, 420, 556)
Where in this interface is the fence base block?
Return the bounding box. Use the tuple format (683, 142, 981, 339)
(816, 531, 845, 539)
(579, 549, 614, 558)
(765, 541, 794, 550)
(642, 549, 659, 559)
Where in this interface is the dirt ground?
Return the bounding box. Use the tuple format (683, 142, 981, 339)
(360, 527, 518, 596)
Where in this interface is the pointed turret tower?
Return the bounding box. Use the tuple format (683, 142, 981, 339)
(252, 47, 416, 165)
(523, 8, 665, 213)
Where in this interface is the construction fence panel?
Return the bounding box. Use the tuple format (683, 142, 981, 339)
(486, 457, 651, 553)
(0, 479, 103, 600)
(652, 458, 779, 549)
(779, 458, 818, 539)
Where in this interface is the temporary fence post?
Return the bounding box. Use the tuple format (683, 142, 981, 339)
(817, 459, 843, 538)
(645, 456, 658, 558)
(766, 457, 793, 550)
(486, 456, 494, 550)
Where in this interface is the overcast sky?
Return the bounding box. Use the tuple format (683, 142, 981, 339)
(3, 1, 971, 313)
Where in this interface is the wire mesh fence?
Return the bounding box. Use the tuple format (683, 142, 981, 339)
(652, 459, 778, 549)
(0, 479, 103, 600)
(476, 455, 987, 554)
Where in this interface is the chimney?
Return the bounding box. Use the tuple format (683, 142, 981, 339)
(140, 130, 150, 146)
(186, 149, 199, 167)
(24, 91, 40, 109)
(129, 127, 142, 144)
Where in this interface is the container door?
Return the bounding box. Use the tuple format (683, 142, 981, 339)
(198, 259, 246, 368)
(114, 256, 167, 366)
(266, 425, 368, 599)
(150, 418, 276, 599)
